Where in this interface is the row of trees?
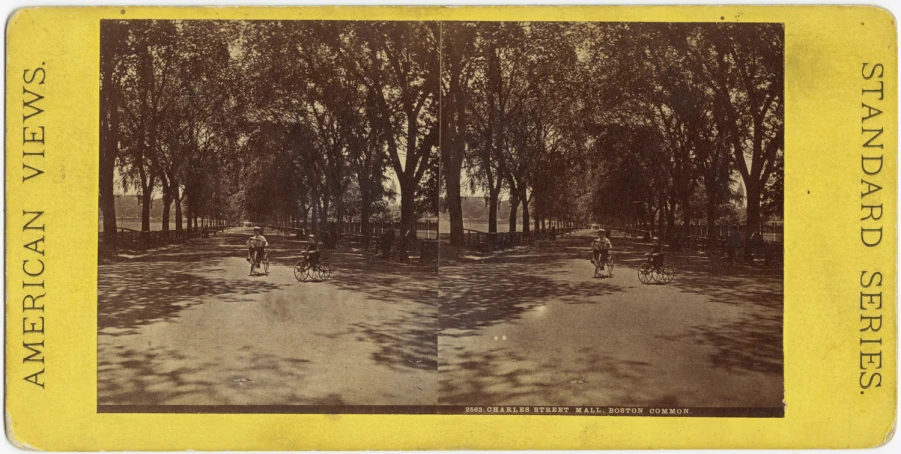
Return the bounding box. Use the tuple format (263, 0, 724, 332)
(100, 21, 783, 249)
(440, 22, 784, 245)
(100, 21, 439, 248)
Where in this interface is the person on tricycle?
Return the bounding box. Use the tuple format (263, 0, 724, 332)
(647, 236, 664, 268)
(591, 229, 612, 270)
(304, 234, 321, 266)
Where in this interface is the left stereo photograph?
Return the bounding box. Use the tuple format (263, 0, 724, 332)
(97, 20, 441, 413)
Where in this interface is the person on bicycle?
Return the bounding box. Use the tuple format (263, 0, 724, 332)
(247, 227, 268, 271)
(305, 234, 321, 266)
(591, 229, 612, 270)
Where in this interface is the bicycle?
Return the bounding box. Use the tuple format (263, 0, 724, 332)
(591, 253, 614, 278)
(248, 249, 269, 276)
(637, 256, 673, 284)
(293, 252, 331, 282)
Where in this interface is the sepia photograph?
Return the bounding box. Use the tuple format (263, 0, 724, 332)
(97, 19, 783, 416)
(437, 21, 784, 415)
(97, 20, 440, 410)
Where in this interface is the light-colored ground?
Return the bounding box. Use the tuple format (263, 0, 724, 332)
(99, 228, 783, 410)
(438, 231, 783, 408)
(98, 227, 437, 406)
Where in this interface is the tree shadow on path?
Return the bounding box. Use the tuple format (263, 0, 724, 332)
(99, 229, 302, 336)
(315, 250, 439, 372)
(439, 345, 654, 406)
(583, 233, 785, 378)
(439, 232, 784, 405)
(98, 343, 316, 406)
(439, 236, 625, 336)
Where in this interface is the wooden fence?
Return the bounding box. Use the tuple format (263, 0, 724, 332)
(100, 225, 230, 252)
(264, 219, 438, 240)
(617, 222, 784, 244)
(261, 221, 439, 266)
(601, 223, 783, 265)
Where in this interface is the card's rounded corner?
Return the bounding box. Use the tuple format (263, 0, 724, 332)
(856, 4, 899, 35)
(848, 403, 899, 449)
(5, 410, 46, 452)
(6, 7, 36, 37)
(870, 412, 898, 449)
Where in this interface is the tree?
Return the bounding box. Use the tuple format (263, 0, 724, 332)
(440, 22, 478, 246)
(463, 22, 525, 235)
(333, 22, 440, 240)
(117, 21, 181, 233)
(99, 20, 131, 247)
(158, 21, 237, 231)
(687, 23, 784, 239)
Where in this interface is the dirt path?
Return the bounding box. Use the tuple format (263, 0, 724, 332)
(98, 228, 782, 410)
(98, 227, 438, 406)
(438, 231, 783, 408)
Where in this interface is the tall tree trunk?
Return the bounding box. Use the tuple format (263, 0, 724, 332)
(174, 184, 183, 232)
(360, 185, 372, 243)
(99, 107, 118, 245)
(161, 176, 171, 232)
(441, 37, 467, 247)
(99, 149, 117, 247)
(99, 22, 122, 249)
(508, 194, 519, 237)
(487, 195, 498, 234)
(521, 202, 530, 236)
(521, 187, 530, 235)
(445, 162, 464, 245)
(140, 175, 154, 232)
(399, 178, 416, 262)
(488, 185, 501, 234)
(745, 183, 762, 242)
(100, 167, 117, 249)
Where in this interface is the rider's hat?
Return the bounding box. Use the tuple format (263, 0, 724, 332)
(652, 236, 660, 241)
(253, 226, 262, 231)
